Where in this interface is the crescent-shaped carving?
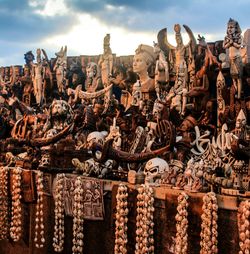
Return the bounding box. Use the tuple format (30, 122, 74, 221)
(78, 84, 113, 100)
(92, 139, 171, 163)
(158, 25, 197, 55)
(157, 28, 175, 55)
(183, 24, 197, 54)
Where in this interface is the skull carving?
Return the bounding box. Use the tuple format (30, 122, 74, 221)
(87, 131, 107, 149)
(144, 158, 169, 184)
(83, 158, 100, 176)
(39, 153, 51, 167)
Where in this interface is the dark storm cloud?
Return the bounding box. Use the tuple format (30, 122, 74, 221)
(65, 0, 186, 12)
(64, 0, 250, 36)
(0, 0, 76, 43)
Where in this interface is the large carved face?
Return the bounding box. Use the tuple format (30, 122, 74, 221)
(86, 62, 98, 78)
(227, 23, 236, 35)
(133, 53, 148, 74)
(50, 99, 71, 117)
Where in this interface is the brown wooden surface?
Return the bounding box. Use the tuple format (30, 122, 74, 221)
(0, 181, 240, 254)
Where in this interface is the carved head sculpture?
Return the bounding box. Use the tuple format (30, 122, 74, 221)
(24, 51, 35, 66)
(50, 99, 73, 118)
(227, 18, 241, 36)
(104, 34, 110, 47)
(39, 153, 50, 167)
(133, 44, 156, 74)
(72, 158, 82, 170)
(86, 131, 107, 149)
(235, 109, 247, 129)
(83, 158, 98, 175)
(55, 46, 67, 58)
(144, 157, 169, 183)
(174, 24, 183, 46)
(179, 115, 197, 132)
(152, 100, 164, 120)
(86, 62, 99, 79)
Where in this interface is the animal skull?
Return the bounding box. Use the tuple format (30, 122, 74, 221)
(144, 158, 169, 183)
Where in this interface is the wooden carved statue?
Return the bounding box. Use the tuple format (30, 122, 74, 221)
(53, 46, 67, 94)
(216, 71, 226, 128)
(223, 18, 243, 99)
(31, 49, 44, 106)
(98, 34, 113, 87)
(153, 40, 169, 101)
(159, 24, 196, 115)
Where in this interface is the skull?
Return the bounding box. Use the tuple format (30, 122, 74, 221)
(144, 158, 169, 183)
(39, 153, 51, 167)
(87, 131, 107, 149)
(83, 158, 100, 176)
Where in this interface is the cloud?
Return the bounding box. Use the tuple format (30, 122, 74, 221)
(65, 0, 185, 13)
(64, 0, 250, 38)
(0, 1, 76, 43)
(0, 0, 250, 66)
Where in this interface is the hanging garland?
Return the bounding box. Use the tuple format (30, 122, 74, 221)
(237, 199, 250, 254)
(200, 192, 218, 254)
(175, 192, 189, 254)
(53, 173, 65, 252)
(72, 176, 84, 254)
(0, 167, 9, 240)
(10, 167, 22, 242)
(114, 183, 129, 254)
(34, 170, 45, 248)
(135, 184, 155, 254)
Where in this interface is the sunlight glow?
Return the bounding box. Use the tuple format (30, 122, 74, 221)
(44, 13, 156, 57)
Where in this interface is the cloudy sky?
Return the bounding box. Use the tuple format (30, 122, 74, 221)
(0, 0, 249, 66)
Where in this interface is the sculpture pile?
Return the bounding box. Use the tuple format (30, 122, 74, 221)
(0, 20, 249, 196)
